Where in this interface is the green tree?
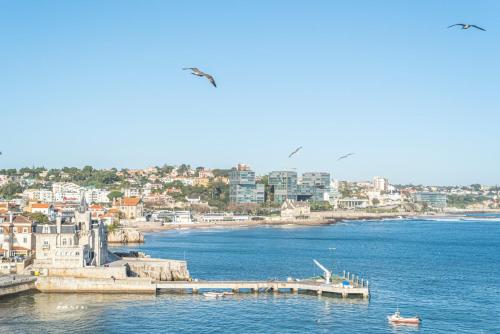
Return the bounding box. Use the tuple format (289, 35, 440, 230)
(0, 182, 23, 199)
(27, 212, 49, 224)
(108, 191, 124, 201)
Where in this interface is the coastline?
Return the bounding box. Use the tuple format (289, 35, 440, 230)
(136, 212, 420, 233)
(135, 210, 500, 233)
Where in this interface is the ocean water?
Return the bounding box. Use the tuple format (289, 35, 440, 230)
(1, 218, 499, 333)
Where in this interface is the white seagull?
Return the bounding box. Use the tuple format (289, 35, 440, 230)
(337, 153, 354, 161)
(182, 67, 217, 87)
(448, 23, 486, 31)
(289, 146, 303, 158)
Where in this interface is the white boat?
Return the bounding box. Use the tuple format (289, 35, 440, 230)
(203, 292, 225, 298)
(387, 308, 421, 325)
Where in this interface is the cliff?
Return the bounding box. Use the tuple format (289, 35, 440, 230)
(107, 228, 145, 244)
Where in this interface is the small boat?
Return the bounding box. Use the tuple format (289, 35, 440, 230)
(203, 292, 225, 298)
(387, 308, 421, 325)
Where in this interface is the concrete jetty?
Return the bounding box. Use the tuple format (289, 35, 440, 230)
(156, 280, 369, 298)
(0, 275, 37, 298)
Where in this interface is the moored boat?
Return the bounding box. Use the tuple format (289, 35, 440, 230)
(203, 292, 225, 298)
(387, 309, 421, 325)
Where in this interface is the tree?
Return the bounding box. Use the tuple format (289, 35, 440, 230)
(0, 182, 23, 199)
(27, 212, 49, 224)
(108, 191, 124, 201)
(372, 198, 380, 206)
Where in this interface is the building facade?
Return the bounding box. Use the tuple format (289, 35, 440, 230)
(298, 172, 331, 202)
(229, 165, 265, 204)
(413, 192, 447, 208)
(268, 171, 298, 204)
(0, 214, 35, 258)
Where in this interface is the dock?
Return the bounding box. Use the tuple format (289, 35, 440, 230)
(156, 280, 369, 298)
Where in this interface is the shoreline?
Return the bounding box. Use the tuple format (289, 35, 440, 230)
(136, 212, 417, 233)
(135, 210, 500, 233)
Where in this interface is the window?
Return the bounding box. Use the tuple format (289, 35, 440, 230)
(23, 228, 28, 233)
(43, 240, 49, 246)
(23, 237, 27, 243)
(62, 239, 67, 246)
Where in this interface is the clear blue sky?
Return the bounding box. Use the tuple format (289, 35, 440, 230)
(1, 1, 499, 185)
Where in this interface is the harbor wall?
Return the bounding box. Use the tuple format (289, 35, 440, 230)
(35, 276, 156, 294)
(45, 266, 128, 279)
(0, 276, 36, 298)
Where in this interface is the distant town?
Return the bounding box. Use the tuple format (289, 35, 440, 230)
(0, 163, 499, 278)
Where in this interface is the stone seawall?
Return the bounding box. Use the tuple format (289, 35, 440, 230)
(35, 276, 156, 294)
(0, 275, 36, 298)
(107, 228, 145, 244)
(45, 266, 128, 279)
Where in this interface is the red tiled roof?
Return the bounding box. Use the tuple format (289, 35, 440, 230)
(121, 197, 141, 206)
(32, 203, 51, 209)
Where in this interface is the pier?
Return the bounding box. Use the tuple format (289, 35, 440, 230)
(156, 280, 369, 298)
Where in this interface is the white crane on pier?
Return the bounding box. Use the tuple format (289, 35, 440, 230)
(313, 259, 332, 284)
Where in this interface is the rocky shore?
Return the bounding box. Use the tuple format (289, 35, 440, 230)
(107, 228, 145, 244)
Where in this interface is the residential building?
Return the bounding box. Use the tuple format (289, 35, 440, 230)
(268, 171, 298, 204)
(413, 192, 447, 208)
(113, 197, 144, 219)
(52, 182, 82, 203)
(84, 188, 110, 204)
(373, 177, 389, 192)
(229, 165, 265, 204)
(280, 200, 311, 219)
(298, 172, 331, 202)
(0, 214, 35, 258)
(22, 189, 54, 203)
(30, 203, 56, 220)
(337, 198, 369, 209)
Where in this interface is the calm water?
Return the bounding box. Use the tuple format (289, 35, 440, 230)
(1, 218, 499, 333)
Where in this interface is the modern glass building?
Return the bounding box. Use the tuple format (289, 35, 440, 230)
(298, 172, 331, 202)
(229, 166, 265, 204)
(268, 171, 298, 204)
(413, 192, 447, 208)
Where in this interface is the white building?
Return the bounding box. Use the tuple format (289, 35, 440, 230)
(52, 182, 82, 203)
(373, 177, 389, 192)
(23, 189, 54, 203)
(33, 200, 108, 269)
(84, 188, 110, 204)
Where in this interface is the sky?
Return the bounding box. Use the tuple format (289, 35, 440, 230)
(1, 1, 499, 185)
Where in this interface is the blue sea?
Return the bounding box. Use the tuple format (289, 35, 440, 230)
(1, 218, 499, 333)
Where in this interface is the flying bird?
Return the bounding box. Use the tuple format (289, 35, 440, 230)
(448, 23, 486, 31)
(337, 153, 354, 161)
(182, 67, 217, 87)
(289, 146, 302, 158)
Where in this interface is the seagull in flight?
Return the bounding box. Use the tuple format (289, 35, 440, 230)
(289, 146, 302, 158)
(337, 153, 354, 161)
(182, 67, 217, 87)
(448, 23, 486, 31)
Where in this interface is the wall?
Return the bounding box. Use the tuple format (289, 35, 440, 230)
(45, 266, 127, 279)
(35, 276, 156, 294)
(0, 276, 36, 297)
